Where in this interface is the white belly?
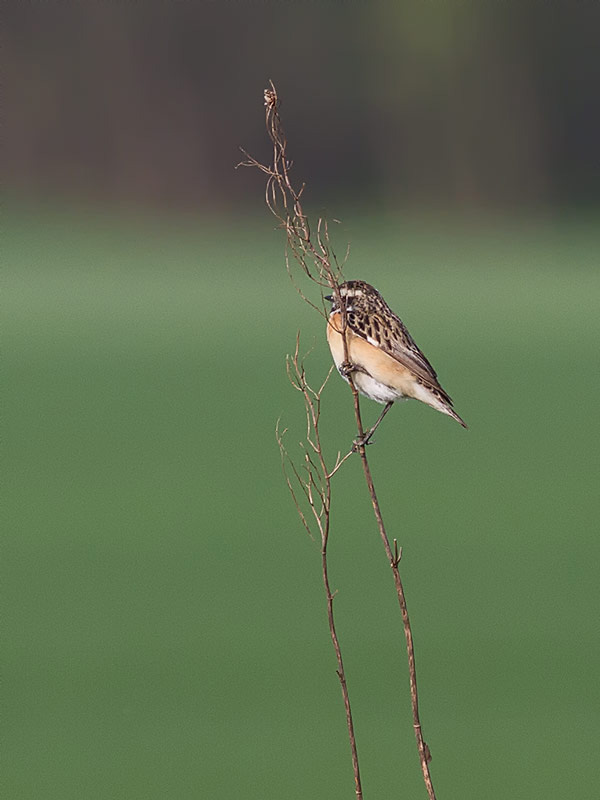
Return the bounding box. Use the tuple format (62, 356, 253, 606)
(339, 368, 405, 405)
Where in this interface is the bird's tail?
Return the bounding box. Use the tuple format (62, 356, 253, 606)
(413, 381, 468, 428)
(443, 405, 468, 429)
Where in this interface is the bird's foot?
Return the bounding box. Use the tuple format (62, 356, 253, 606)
(352, 429, 376, 452)
(340, 361, 369, 379)
(339, 361, 355, 379)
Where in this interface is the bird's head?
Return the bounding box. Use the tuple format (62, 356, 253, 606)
(325, 280, 383, 313)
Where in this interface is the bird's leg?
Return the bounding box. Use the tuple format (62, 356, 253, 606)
(354, 401, 393, 449)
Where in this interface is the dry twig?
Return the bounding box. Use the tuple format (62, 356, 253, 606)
(240, 82, 436, 800)
(276, 335, 362, 798)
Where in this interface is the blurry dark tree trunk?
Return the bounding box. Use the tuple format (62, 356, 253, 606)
(4, 0, 599, 210)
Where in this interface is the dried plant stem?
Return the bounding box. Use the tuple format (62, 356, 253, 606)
(277, 343, 363, 798)
(351, 393, 435, 798)
(242, 82, 436, 799)
(322, 538, 363, 800)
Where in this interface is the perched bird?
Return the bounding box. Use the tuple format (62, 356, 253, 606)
(326, 280, 467, 437)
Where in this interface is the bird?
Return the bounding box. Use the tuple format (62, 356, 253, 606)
(325, 280, 467, 439)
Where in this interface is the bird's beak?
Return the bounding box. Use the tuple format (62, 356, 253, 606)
(325, 294, 333, 302)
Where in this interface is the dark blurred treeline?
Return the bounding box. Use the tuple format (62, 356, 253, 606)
(6, 1, 600, 211)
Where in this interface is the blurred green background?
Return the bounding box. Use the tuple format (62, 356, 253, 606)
(5, 3, 600, 799)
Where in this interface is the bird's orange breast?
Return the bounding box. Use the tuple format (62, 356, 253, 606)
(327, 311, 418, 396)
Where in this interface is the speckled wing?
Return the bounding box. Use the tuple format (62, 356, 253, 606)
(348, 307, 454, 403)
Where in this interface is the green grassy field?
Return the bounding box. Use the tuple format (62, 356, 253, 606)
(6, 202, 600, 798)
